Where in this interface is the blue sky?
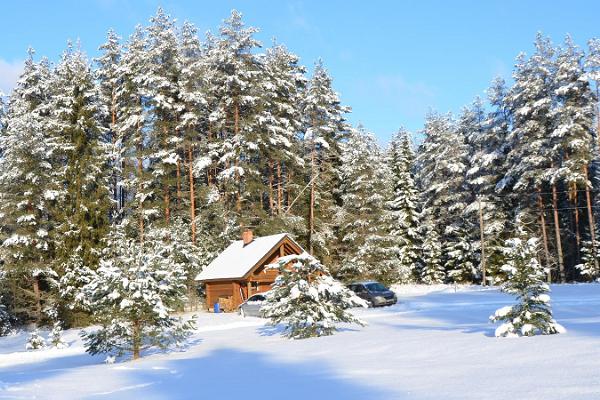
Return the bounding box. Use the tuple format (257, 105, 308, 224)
(1, 0, 599, 142)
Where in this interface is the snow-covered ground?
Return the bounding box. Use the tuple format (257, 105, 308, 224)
(1, 284, 599, 399)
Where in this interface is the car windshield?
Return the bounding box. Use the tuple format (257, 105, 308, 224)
(365, 282, 387, 292)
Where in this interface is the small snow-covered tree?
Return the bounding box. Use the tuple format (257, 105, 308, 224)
(81, 224, 194, 360)
(49, 321, 68, 349)
(490, 228, 565, 337)
(575, 240, 600, 281)
(262, 253, 367, 339)
(0, 297, 14, 336)
(26, 330, 46, 350)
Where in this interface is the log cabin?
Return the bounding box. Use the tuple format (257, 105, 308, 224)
(196, 231, 304, 311)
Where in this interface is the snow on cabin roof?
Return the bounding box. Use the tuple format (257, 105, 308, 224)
(196, 233, 295, 281)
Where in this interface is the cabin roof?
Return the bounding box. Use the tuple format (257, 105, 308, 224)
(196, 233, 300, 281)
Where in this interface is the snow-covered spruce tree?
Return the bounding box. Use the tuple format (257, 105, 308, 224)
(386, 128, 422, 283)
(50, 42, 111, 272)
(26, 329, 46, 350)
(81, 223, 194, 360)
(262, 253, 367, 339)
(420, 217, 446, 284)
(0, 50, 60, 323)
(490, 227, 565, 337)
(337, 126, 393, 283)
(302, 59, 351, 265)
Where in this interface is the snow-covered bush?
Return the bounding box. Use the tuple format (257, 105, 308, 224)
(490, 232, 565, 337)
(81, 225, 194, 360)
(0, 297, 14, 336)
(262, 253, 367, 339)
(26, 330, 47, 350)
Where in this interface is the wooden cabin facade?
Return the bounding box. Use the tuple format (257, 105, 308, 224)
(196, 232, 304, 311)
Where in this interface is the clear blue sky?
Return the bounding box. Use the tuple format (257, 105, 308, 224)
(1, 0, 598, 142)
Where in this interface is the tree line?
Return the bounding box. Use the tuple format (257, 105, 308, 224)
(1, 9, 599, 334)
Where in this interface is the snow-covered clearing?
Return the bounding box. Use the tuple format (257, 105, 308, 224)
(1, 284, 599, 399)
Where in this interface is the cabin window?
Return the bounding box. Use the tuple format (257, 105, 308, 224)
(251, 281, 259, 290)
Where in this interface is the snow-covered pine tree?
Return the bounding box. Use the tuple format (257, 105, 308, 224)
(117, 25, 157, 242)
(553, 36, 597, 274)
(256, 44, 306, 223)
(95, 29, 124, 213)
(386, 128, 422, 283)
(416, 111, 473, 282)
(0, 50, 60, 323)
(50, 42, 111, 273)
(207, 10, 263, 223)
(490, 225, 565, 337)
(420, 217, 446, 284)
(178, 20, 208, 244)
(505, 34, 562, 281)
(81, 222, 194, 360)
(302, 59, 350, 264)
(262, 252, 366, 339)
(144, 8, 185, 225)
(26, 329, 46, 350)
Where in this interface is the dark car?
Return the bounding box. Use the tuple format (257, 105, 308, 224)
(347, 281, 397, 307)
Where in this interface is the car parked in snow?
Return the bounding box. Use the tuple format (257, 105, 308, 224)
(238, 293, 267, 317)
(347, 281, 397, 307)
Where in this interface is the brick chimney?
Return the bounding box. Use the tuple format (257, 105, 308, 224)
(242, 229, 254, 246)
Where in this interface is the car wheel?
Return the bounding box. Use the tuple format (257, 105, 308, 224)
(367, 300, 375, 308)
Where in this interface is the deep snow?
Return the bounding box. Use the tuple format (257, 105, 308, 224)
(0, 284, 599, 399)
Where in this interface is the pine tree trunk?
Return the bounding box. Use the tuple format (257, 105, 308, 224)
(165, 186, 171, 226)
(137, 156, 144, 243)
(32, 276, 41, 323)
(308, 140, 316, 255)
(551, 183, 566, 283)
(132, 319, 141, 360)
(233, 102, 242, 214)
(478, 198, 486, 286)
(277, 162, 283, 215)
(584, 165, 599, 271)
(176, 158, 182, 209)
(571, 182, 581, 262)
(188, 145, 196, 244)
(268, 161, 274, 215)
(538, 189, 552, 283)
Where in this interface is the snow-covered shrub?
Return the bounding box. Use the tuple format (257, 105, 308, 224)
(81, 225, 194, 360)
(490, 232, 565, 337)
(49, 321, 68, 349)
(26, 330, 47, 350)
(262, 253, 367, 339)
(0, 297, 15, 336)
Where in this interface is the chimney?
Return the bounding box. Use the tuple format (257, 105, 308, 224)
(242, 229, 254, 246)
